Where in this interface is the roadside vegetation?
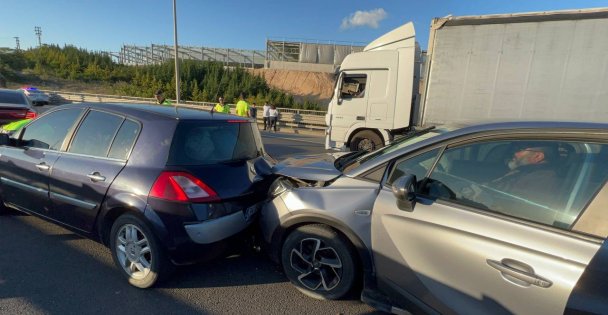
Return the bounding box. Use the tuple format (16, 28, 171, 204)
(0, 45, 321, 109)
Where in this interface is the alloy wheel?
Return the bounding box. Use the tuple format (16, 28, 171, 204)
(115, 224, 152, 280)
(289, 237, 343, 291)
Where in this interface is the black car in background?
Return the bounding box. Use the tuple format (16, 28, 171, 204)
(0, 88, 38, 125)
(0, 103, 273, 288)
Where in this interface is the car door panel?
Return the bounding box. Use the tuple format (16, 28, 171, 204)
(49, 154, 125, 232)
(0, 147, 60, 215)
(372, 188, 600, 315)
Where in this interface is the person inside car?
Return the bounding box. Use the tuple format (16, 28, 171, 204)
(461, 142, 560, 209)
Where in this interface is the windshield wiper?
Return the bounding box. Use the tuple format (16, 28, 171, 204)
(335, 150, 368, 170)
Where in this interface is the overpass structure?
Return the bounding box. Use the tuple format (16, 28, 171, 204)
(118, 44, 266, 68)
(116, 39, 365, 73)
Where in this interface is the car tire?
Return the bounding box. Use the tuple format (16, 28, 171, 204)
(110, 213, 173, 288)
(350, 130, 382, 152)
(281, 224, 359, 300)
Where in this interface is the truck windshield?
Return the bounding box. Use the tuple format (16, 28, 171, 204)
(339, 127, 452, 172)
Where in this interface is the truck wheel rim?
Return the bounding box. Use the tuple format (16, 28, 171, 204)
(358, 139, 374, 151)
(289, 238, 342, 291)
(115, 224, 152, 280)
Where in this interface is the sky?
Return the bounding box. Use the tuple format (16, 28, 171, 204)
(1, 0, 608, 53)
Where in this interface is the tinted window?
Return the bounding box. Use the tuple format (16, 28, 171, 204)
(423, 140, 608, 229)
(0, 91, 27, 105)
(69, 111, 123, 157)
(168, 121, 263, 165)
(387, 148, 442, 185)
(22, 108, 83, 150)
(108, 120, 140, 160)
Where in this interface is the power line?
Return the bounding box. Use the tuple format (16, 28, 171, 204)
(34, 26, 42, 47)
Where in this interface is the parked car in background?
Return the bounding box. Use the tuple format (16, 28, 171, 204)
(0, 102, 274, 288)
(0, 89, 38, 125)
(18, 86, 50, 106)
(261, 121, 608, 315)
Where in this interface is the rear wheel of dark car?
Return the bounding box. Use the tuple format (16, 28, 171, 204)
(110, 214, 173, 288)
(281, 224, 359, 300)
(350, 130, 382, 152)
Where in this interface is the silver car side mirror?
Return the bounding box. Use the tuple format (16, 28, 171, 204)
(391, 174, 417, 211)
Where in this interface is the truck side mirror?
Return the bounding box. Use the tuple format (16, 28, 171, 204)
(391, 174, 417, 211)
(338, 98, 343, 105)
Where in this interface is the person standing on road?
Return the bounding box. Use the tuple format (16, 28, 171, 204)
(249, 102, 258, 119)
(154, 89, 172, 105)
(235, 93, 249, 117)
(262, 102, 270, 130)
(269, 104, 279, 132)
(212, 96, 230, 114)
(154, 89, 171, 105)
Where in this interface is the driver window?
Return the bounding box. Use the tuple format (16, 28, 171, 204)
(387, 148, 441, 186)
(423, 140, 608, 230)
(340, 74, 367, 99)
(21, 108, 83, 150)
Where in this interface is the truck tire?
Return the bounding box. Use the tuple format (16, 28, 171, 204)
(350, 130, 383, 152)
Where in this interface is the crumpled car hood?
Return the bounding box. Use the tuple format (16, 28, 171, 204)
(271, 152, 348, 182)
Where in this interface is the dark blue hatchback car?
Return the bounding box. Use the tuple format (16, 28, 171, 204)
(0, 103, 273, 288)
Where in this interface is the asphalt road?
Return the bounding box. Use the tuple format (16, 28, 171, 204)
(0, 130, 380, 315)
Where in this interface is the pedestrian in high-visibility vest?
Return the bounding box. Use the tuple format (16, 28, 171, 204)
(235, 93, 249, 117)
(212, 96, 230, 114)
(154, 89, 172, 105)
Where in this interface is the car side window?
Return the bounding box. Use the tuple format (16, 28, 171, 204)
(386, 148, 442, 186)
(69, 110, 123, 157)
(108, 119, 140, 160)
(21, 108, 83, 150)
(423, 140, 608, 230)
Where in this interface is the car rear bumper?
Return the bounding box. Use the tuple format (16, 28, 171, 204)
(184, 203, 259, 244)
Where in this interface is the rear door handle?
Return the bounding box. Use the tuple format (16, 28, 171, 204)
(87, 172, 106, 182)
(487, 259, 552, 288)
(35, 163, 50, 171)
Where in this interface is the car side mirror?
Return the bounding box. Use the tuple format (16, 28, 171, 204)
(0, 134, 9, 146)
(391, 174, 417, 211)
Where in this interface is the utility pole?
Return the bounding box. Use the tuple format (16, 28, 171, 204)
(34, 26, 42, 47)
(172, 0, 181, 104)
(13, 37, 20, 51)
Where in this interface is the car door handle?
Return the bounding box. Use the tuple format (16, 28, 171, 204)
(35, 163, 50, 171)
(87, 172, 106, 182)
(487, 259, 553, 288)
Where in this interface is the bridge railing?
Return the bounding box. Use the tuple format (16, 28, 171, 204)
(43, 90, 328, 133)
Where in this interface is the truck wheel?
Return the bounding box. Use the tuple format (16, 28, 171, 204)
(110, 214, 173, 288)
(350, 130, 382, 152)
(281, 224, 359, 300)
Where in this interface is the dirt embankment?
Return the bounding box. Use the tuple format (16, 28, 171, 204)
(250, 69, 335, 107)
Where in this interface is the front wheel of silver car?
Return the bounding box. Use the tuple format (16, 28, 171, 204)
(281, 224, 359, 300)
(110, 214, 172, 288)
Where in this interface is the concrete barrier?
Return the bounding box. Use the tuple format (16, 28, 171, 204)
(44, 90, 328, 134)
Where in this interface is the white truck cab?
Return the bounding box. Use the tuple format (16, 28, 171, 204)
(325, 22, 420, 151)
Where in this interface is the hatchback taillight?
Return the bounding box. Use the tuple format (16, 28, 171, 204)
(25, 110, 37, 119)
(149, 171, 219, 203)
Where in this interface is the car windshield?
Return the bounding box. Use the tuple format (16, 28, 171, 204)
(0, 91, 27, 105)
(168, 120, 264, 165)
(339, 126, 457, 172)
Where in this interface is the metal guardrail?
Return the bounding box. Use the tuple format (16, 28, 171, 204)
(44, 90, 328, 132)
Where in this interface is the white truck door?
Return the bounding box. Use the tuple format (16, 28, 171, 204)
(329, 71, 370, 145)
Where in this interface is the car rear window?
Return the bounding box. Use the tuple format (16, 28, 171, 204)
(168, 120, 263, 165)
(0, 91, 27, 105)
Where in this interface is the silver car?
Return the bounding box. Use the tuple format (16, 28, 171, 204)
(260, 121, 608, 314)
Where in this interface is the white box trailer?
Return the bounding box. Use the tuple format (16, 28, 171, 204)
(326, 8, 608, 151)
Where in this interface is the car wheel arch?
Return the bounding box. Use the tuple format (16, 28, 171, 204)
(272, 213, 373, 275)
(98, 206, 146, 246)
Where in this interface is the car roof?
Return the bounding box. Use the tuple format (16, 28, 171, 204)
(346, 120, 608, 177)
(65, 102, 248, 121)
